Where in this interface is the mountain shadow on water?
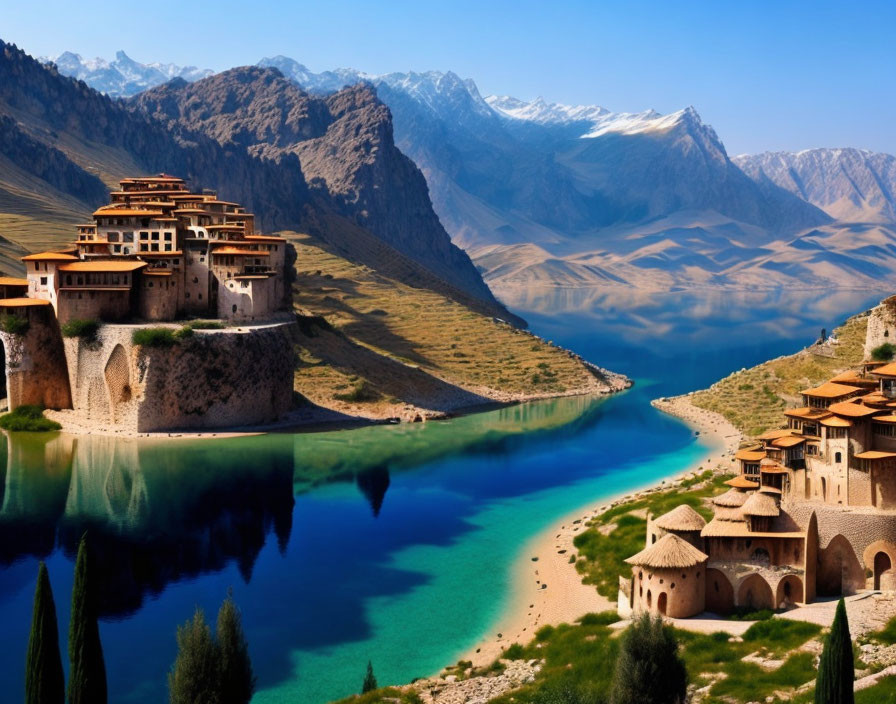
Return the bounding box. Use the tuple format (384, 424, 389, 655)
(356, 466, 391, 518)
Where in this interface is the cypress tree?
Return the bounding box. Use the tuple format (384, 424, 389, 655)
(168, 608, 221, 704)
(362, 660, 377, 693)
(216, 594, 255, 704)
(68, 535, 106, 704)
(816, 598, 855, 704)
(609, 613, 687, 704)
(25, 562, 65, 704)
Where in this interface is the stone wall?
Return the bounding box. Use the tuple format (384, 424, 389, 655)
(865, 297, 896, 357)
(0, 303, 72, 411)
(58, 321, 295, 432)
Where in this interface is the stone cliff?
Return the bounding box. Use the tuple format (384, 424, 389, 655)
(49, 323, 295, 433)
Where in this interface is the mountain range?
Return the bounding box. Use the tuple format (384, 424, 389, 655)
(0, 42, 519, 326)
(34, 50, 896, 308)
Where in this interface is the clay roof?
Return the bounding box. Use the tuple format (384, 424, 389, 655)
(206, 224, 244, 230)
(828, 401, 880, 418)
(726, 476, 759, 489)
(712, 488, 748, 507)
(821, 416, 853, 428)
(735, 448, 766, 462)
(625, 534, 708, 569)
(830, 370, 875, 385)
(139, 251, 182, 257)
(760, 457, 777, 466)
(142, 270, 173, 276)
(784, 407, 832, 419)
(870, 363, 896, 378)
(244, 235, 284, 242)
(211, 247, 269, 256)
(757, 428, 797, 440)
(653, 505, 706, 532)
(93, 208, 165, 218)
(873, 415, 896, 424)
(854, 451, 896, 460)
(59, 261, 147, 273)
(742, 491, 780, 517)
(22, 252, 78, 261)
(0, 298, 50, 307)
(772, 436, 806, 448)
(0, 277, 29, 287)
(801, 381, 862, 398)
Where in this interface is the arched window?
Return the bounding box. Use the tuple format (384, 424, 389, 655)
(835, 452, 842, 463)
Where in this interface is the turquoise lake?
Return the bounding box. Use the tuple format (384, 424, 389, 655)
(0, 289, 882, 702)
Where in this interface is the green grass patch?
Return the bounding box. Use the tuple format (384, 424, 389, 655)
(573, 471, 730, 598)
(866, 614, 896, 645)
(710, 652, 816, 701)
(0, 313, 29, 335)
(132, 327, 177, 348)
(61, 318, 99, 340)
(0, 405, 61, 432)
(331, 687, 423, 704)
(186, 320, 226, 330)
(742, 618, 821, 656)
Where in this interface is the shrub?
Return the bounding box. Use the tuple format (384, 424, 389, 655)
(0, 313, 29, 335)
(609, 613, 687, 704)
(61, 318, 100, 340)
(132, 327, 177, 348)
(188, 320, 226, 330)
(173, 326, 194, 341)
(0, 405, 61, 432)
(872, 342, 896, 361)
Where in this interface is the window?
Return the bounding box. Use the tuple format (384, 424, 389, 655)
(114, 245, 122, 253)
(232, 304, 237, 314)
(107, 231, 120, 242)
(140, 244, 149, 252)
(185, 292, 190, 299)
(198, 293, 202, 300)
(151, 243, 159, 252)
(164, 232, 172, 241)
(140, 231, 149, 240)
(40, 276, 47, 286)
(123, 232, 134, 243)
(151, 232, 160, 241)
(164, 244, 172, 252)
(193, 276, 199, 284)
(835, 452, 842, 463)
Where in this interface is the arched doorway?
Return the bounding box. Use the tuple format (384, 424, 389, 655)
(874, 552, 892, 590)
(818, 535, 865, 595)
(657, 592, 667, 615)
(737, 574, 774, 610)
(705, 568, 734, 614)
(775, 575, 804, 608)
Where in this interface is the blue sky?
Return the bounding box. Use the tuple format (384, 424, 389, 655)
(3, 0, 894, 155)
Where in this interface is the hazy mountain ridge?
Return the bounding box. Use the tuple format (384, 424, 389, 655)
(734, 148, 896, 223)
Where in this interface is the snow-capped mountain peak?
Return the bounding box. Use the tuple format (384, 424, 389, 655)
(41, 50, 213, 96)
(485, 94, 610, 125)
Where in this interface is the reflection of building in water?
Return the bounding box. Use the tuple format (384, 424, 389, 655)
(0, 433, 295, 617)
(620, 359, 896, 618)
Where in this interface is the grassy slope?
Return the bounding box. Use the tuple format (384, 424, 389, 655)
(287, 229, 615, 419)
(688, 312, 869, 436)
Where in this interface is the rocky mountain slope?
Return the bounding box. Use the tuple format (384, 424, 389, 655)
(129, 67, 498, 307)
(0, 41, 513, 323)
(734, 148, 896, 223)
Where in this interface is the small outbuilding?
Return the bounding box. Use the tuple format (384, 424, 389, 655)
(625, 533, 708, 618)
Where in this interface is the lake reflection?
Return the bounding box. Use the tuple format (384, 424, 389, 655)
(0, 288, 884, 703)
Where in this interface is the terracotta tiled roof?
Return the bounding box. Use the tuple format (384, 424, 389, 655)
(820, 416, 853, 427)
(726, 476, 760, 489)
(0, 277, 29, 287)
(93, 208, 165, 218)
(59, 261, 147, 273)
(854, 451, 896, 460)
(871, 362, 896, 378)
(827, 401, 880, 418)
(211, 247, 269, 256)
(772, 436, 806, 448)
(0, 298, 50, 307)
(735, 448, 766, 462)
(22, 252, 78, 261)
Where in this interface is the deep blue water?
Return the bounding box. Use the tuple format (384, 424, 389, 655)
(0, 289, 881, 702)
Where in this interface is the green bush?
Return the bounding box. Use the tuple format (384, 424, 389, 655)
(174, 326, 194, 341)
(61, 318, 99, 340)
(187, 320, 226, 330)
(871, 342, 896, 361)
(132, 327, 177, 348)
(0, 314, 29, 335)
(0, 405, 61, 432)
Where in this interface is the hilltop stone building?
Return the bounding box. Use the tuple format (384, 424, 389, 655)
(22, 175, 289, 324)
(0, 176, 295, 432)
(620, 356, 896, 618)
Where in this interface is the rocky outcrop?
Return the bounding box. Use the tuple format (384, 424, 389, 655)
(131, 67, 504, 311)
(54, 322, 295, 432)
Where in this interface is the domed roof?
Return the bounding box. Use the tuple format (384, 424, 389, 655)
(712, 505, 746, 522)
(760, 457, 777, 467)
(625, 533, 708, 569)
(713, 488, 748, 508)
(742, 491, 780, 517)
(654, 504, 706, 532)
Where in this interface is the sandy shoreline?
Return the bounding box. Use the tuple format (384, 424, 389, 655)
(456, 395, 742, 669)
